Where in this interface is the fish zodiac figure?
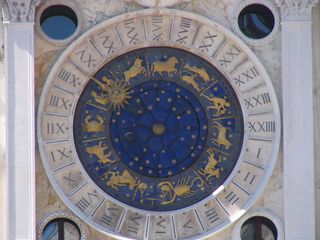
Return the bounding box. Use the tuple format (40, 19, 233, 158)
(85, 141, 116, 164)
(201, 94, 230, 116)
(211, 122, 233, 149)
(82, 114, 105, 133)
(151, 56, 178, 77)
(198, 148, 222, 180)
(158, 176, 204, 205)
(124, 57, 146, 84)
(183, 63, 210, 82)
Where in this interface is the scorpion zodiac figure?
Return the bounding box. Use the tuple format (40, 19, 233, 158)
(158, 176, 204, 205)
(198, 148, 222, 180)
(211, 122, 233, 150)
(82, 114, 105, 133)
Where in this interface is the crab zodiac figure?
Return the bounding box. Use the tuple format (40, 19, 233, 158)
(82, 114, 105, 133)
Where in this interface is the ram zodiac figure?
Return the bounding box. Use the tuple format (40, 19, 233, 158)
(124, 57, 146, 84)
(151, 56, 178, 77)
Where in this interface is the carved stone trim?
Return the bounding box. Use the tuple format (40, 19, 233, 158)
(230, 0, 280, 46)
(276, 0, 319, 21)
(0, 0, 40, 22)
(231, 208, 284, 240)
(133, 0, 191, 8)
(37, 211, 87, 240)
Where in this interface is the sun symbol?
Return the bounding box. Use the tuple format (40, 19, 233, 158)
(105, 80, 132, 110)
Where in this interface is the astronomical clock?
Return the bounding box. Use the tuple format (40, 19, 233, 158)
(37, 7, 280, 240)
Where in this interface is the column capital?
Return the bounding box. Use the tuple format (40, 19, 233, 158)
(0, 0, 40, 23)
(276, 0, 319, 21)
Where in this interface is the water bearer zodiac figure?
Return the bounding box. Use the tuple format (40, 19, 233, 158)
(158, 176, 204, 205)
(211, 121, 233, 150)
(198, 148, 222, 180)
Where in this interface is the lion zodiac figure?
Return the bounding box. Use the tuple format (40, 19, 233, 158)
(86, 141, 116, 164)
(124, 57, 146, 84)
(201, 94, 230, 116)
(82, 114, 105, 133)
(198, 148, 222, 180)
(158, 176, 204, 205)
(151, 56, 178, 77)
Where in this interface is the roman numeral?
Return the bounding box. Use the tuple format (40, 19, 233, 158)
(100, 207, 118, 226)
(98, 32, 117, 54)
(127, 215, 142, 234)
(199, 31, 217, 52)
(47, 123, 67, 135)
(219, 46, 241, 67)
(244, 93, 271, 109)
(57, 68, 81, 87)
(249, 121, 275, 133)
(76, 197, 90, 211)
(155, 218, 166, 234)
(152, 16, 163, 41)
(225, 191, 239, 205)
(49, 95, 70, 110)
(75, 49, 97, 68)
(124, 18, 138, 44)
(63, 173, 77, 186)
(233, 66, 260, 87)
(244, 172, 256, 185)
(205, 208, 219, 224)
(177, 17, 192, 44)
(183, 219, 193, 229)
(50, 147, 69, 162)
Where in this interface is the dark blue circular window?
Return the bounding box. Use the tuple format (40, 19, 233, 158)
(40, 5, 78, 40)
(238, 4, 275, 39)
(73, 47, 244, 211)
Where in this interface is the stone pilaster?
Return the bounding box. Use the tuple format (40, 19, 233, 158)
(276, 0, 318, 239)
(0, 0, 39, 239)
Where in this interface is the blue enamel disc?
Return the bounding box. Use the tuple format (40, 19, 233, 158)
(73, 47, 244, 211)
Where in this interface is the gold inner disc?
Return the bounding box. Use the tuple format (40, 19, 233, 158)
(153, 123, 166, 136)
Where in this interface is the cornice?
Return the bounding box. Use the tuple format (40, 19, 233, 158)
(0, 0, 40, 23)
(133, 0, 191, 8)
(276, 0, 319, 21)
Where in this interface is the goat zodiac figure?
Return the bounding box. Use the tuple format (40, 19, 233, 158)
(211, 122, 233, 149)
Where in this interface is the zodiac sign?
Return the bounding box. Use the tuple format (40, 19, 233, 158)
(201, 94, 230, 116)
(211, 122, 233, 149)
(158, 176, 204, 205)
(183, 63, 210, 82)
(82, 114, 105, 133)
(106, 170, 148, 202)
(151, 56, 178, 77)
(198, 148, 222, 180)
(124, 57, 146, 84)
(181, 74, 201, 93)
(91, 78, 132, 110)
(86, 141, 116, 164)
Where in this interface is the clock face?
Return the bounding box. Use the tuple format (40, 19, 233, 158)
(37, 9, 280, 240)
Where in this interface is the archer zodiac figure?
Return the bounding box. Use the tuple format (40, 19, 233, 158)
(82, 114, 105, 133)
(151, 56, 178, 77)
(201, 94, 230, 116)
(198, 148, 222, 180)
(158, 176, 204, 205)
(211, 121, 233, 149)
(86, 141, 116, 164)
(124, 57, 146, 84)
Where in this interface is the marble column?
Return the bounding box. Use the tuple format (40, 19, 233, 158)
(0, 0, 39, 239)
(276, 0, 318, 239)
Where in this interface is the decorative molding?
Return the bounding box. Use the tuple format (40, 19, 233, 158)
(231, 208, 285, 240)
(276, 0, 319, 21)
(230, 0, 280, 46)
(133, 0, 191, 8)
(0, 0, 40, 22)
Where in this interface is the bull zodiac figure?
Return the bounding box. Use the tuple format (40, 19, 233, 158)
(201, 94, 230, 116)
(106, 170, 148, 202)
(198, 149, 222, 180)
(158, 176, 204, 205)
(151, 56, 178, 77)
(86, 141, 116, 164)
(211, 122, 233, 149)
(124, 57, 146, 84)
(82, 114, 105, 133)
(183, 63, 210, 82)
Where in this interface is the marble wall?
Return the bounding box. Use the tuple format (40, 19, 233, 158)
(34, 0, 283, 239)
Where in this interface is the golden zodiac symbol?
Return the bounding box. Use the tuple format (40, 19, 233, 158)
(211, 122, 233, 149)
(151, 56, 178, 77)
(133, 181, 148, 203)
(124, 57, 146, 84)
(91, 77, 132, 110)
(201, 94, 230, 116)
(158, 176, 204, 205)
(183, 63, 210, 82)
(106, 170, 136, 190)
(82, 114, 105, 133)
(181, 74, 201, 93)
(86, 141, 116, 164)
(198, 148, 222, 180)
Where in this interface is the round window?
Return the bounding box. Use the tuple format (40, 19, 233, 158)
(238, 4, 275, 39)
(42, 218, 81, 240)
(40, 5, 78, 40)
(241, 216, 278, 240)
